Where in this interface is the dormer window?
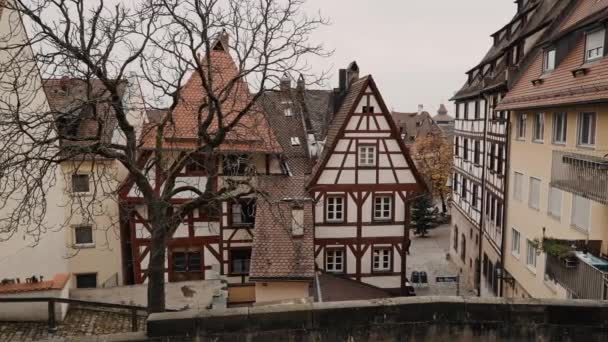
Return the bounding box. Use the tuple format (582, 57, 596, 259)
(290, 137, 300, 146)
(585, 29, 605, 62)
(284, 107, 292, 117)
(363, 106, 374, 113)
(543, 49, 556, 72)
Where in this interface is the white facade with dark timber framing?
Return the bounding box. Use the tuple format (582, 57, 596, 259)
(308, 75, 424, 294)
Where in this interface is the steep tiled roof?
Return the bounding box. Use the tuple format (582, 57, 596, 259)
(141, 42, 281, 154)
(44, 78, 126, 154)
(453, 0, 571, 100)
(249, 176, 314, 280)
(308, 76, 368, 181)
(0, 273, 69, 294)
(497, 1, 608, 110)
(316, 273, 391, 302)
(259, 89, 313, 176)
(392, 111, 442, 145)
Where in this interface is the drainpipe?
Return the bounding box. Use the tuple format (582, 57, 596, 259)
(500, 114, 512, 297)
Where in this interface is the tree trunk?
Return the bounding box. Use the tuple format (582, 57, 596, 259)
(147, 204, 168, 313)
(439, 192, 447, 214)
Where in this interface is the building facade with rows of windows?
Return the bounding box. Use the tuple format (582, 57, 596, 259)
(497, 0, 608, 300)
(449, 0, 571, 296)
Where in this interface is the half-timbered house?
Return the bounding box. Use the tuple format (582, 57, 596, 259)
(307, 73, 425, 294)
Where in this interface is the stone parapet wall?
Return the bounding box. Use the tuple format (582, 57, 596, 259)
(147, 296, 608, 341)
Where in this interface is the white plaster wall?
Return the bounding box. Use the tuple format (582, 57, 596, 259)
(0, 6, 68, 280)
(362, 225, 404, 238)
(316, 226, 357, 239)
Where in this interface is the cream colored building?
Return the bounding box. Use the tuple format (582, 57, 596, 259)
(497, 0, 608, 300)
(503, 107, 608, 299)
(0, 1, 68, 280)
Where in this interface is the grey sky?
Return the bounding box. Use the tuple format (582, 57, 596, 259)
(303, 0, 516, 116)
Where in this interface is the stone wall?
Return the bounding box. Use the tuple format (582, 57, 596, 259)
(147, 296, 608, 341)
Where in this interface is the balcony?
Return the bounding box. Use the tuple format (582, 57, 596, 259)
(551, 150, 608, 204)
(545, 242, 608, 299)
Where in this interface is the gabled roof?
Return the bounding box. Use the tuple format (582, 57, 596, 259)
(307, 75, 426, 191)
(44, 78, 126, 155)
(249, 176, 314, 280)
(391, 110, 442, 145)
(140, 37, 281, 154)
(453, 0, 572, 101)
(497, 0, 608, 110)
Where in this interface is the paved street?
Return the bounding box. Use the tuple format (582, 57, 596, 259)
(0, 308, 145, 342)
(407, 224, 475, 296)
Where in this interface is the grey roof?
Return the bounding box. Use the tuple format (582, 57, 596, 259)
(453, 0, 571, 100)
(432, 104, 454, 123)
(259, 85, 334, 176)
(391, 111, 441, 145)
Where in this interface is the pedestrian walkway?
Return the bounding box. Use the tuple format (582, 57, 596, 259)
(406, 224, 475, 296)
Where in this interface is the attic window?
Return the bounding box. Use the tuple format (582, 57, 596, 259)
(544, 49, 556, 72)
(363, 106, 375, 113)
(585, 29, 605, 62)
(284, 107, 292, 117)
(290, 137, 300, 146)
(291, 208, 304, 237)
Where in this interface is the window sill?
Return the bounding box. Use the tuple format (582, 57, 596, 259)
(547, 213, 561, 222)
(552, 141, 566, 146)
(526, 264, 537, 275)
(358, 165, 376, 169)
(325, 220, 346, 225)
(515, 137, 526, 142)
(511, 251, 520, 260)
(73, 243, 96, 249)
(532, 139, 544, 144)
(570, 224, 589, 234)
(528, 205, 540, 212)
(71, 192, 92, 197)
(576, 144, 596, 150)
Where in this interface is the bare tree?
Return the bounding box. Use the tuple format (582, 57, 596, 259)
(0, 0, 328, 312)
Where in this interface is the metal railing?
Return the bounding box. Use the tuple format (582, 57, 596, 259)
(551, 150, 608, 204)
(0, 297, 148, 333)
(545, 254, 608, 300)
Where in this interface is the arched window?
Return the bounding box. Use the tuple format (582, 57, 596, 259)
(460, 234, 466, 261)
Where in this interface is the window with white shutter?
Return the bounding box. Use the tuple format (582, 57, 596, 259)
(586, 29, 605, 61)
(529, 177, 541, 210)
(513, 172, 524, 201)
(571, 194, 591, 231)
(548, 186, 562, 219)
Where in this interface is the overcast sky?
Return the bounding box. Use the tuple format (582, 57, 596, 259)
(302, 0, 516, 116)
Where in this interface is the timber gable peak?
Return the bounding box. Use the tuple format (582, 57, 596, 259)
(308, 75, 425, 193)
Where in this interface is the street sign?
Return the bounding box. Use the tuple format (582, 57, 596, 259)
(436, 276, 458, 283)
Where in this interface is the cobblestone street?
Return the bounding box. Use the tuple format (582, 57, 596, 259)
(0, 308, 145, 342)
(407, 223, 476, 296)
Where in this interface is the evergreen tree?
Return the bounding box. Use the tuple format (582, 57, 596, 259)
(412, 195, 435, 237)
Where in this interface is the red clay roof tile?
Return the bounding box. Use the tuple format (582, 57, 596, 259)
(0, 273, 69, 295)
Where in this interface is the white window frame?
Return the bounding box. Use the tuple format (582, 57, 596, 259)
(577, 112, 597, 147)
(526, 239, 537, 270)
(284, 107, 293, 117)
(513, 172, 524, 202)
(372, 247, 391, 272)
(73, 225, 94, 247)
(571, 194, 591, 232)
(358, 145, 376, 167)
(528, 177, 541, 210)
(533, 113, 544, 142)
(544, 48, 556, 72)
(585, 29, 605, 62)
(373, 195, 392, 221)
(511, 228, 521, 258)
(552, 112, 567, 144)
(290, 137, 300, 146)
(547, 186, 562, 219)
(326, 196, 345, 223)
(325, 249, 344, 273)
